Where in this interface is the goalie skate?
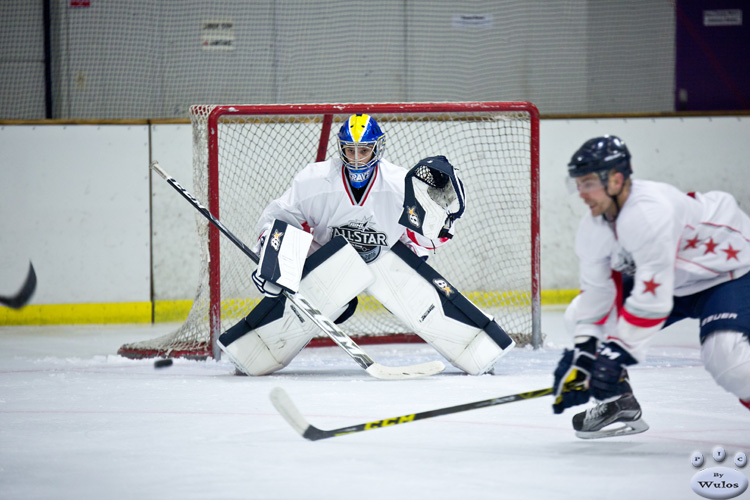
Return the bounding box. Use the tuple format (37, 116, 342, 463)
(572, 394, 649, 439)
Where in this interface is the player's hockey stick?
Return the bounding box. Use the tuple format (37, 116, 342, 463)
(151, 161, 445, 380)
(0, 262, 37, 309)
(270, 385, 555, 441)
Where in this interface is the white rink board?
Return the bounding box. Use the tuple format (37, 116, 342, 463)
(1, 116, 748, 305)
(0, 125, 150, 303)
(149, 124, 201, 301)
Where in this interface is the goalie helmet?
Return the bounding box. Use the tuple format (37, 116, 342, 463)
(567, 135, 632, 182)
(337, 114, 386, 189)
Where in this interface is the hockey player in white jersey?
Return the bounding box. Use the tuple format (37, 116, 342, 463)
(217, 114, 515, 376)
(552, 135, 750, 439)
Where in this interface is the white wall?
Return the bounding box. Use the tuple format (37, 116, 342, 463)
(1, 117, 748, 307)
(0, 125, 150, 303)
(150, 124, 200, 301)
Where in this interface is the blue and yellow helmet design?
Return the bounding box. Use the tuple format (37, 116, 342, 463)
(337, 114, 386, 188)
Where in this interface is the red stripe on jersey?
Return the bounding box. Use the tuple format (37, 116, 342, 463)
(675, 256, 721, 275)
(340, 164, 379, 206)
(621, 307, 667, 327)
(405, 229, 449, 250)
(593, 310, 612, 325)
(341, 166, 355, 205)
(406, 229, 419, 244)
(701, 221, 750, 241)
(359, 166, 378, 205)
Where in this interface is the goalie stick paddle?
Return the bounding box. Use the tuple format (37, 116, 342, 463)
(269, 386, 554, 441)
(0, 262, 37, 309)
(150, 161, 445, 380)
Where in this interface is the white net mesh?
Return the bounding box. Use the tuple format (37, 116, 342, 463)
(119, 103, 539, 359)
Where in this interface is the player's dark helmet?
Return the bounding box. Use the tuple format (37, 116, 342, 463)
(337, 114, 386, 188)
(568, 135, 632, 181)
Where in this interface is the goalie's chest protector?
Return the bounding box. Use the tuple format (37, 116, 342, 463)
(297, 159, 409, 263)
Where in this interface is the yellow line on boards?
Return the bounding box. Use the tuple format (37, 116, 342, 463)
(0, 290, 580, 326)
(0, 302, 152, 325)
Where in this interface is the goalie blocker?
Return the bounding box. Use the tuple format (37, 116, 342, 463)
(252, 219, 313, 297)
(219, 238, 514, 376)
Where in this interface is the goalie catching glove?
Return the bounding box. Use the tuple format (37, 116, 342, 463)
(252, 219, 313, 298)
(399, 156, 466, 240)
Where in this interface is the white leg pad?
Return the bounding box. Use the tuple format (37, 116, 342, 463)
(221, 307, 317, 376)
(701, 330, 750, 400)
(220, 239, 375, 375)
(296, 243, 374, 318)
(367, 249, 513, 375)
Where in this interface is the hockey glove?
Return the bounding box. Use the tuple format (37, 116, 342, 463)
(399, 156, 465, 240)
(254, 219, 312, 296)
(252, 232, 282, 298)
(252, 269, 283, 298)
(589, 341, 638, 401)
(552, 336, 597, 414)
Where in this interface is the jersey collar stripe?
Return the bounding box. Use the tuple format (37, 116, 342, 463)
(341, 166, 355, 205)
(358, 166, 378, 205)
(341, 165, 378, 206)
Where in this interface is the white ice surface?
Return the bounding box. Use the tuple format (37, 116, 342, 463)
(1, 308, 748, 500)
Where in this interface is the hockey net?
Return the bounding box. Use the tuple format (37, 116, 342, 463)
(119, 102, 540, 359)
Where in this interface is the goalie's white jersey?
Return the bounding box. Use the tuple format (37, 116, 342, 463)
(256, 158, 448, 262)
(571, 179, 750, 356)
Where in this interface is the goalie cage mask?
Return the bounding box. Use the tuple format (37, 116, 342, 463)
(337, 114, 386, 189)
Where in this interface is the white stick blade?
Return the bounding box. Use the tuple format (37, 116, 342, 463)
(150, 161, 168, 179)
(269, 387, 311, 437)
(365, 360, 446, 380)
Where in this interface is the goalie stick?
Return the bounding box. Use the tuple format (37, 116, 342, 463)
(151, 161, 445, 380)
(0, 262, 37, 309)
(270, 385, 556, 441)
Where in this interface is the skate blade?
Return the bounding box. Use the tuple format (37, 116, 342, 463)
(575, 418, 649, 440)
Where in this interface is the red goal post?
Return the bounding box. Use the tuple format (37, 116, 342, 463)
(119, 102, 540, 360)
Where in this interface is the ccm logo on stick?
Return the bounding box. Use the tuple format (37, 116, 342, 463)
(363, 415, 416, 429)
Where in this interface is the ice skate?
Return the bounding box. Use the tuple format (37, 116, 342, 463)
(572, 393, 649, 439)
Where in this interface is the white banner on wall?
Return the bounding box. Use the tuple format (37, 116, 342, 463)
(201, 20, 235, 51)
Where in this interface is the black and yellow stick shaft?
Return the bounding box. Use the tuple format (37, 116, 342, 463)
(271, 386, 555, 441)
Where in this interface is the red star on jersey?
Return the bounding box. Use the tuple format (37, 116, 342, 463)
(642, 276, 661, 295)
(683, 235, 700, 250)
(704, 238, 718, 254)
(722, 244, 740, 261)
